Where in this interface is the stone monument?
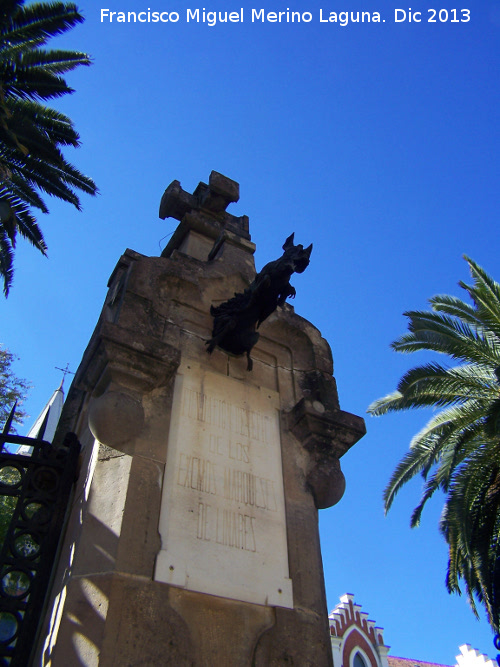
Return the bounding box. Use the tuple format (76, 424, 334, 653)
(36, 172, 366, 666)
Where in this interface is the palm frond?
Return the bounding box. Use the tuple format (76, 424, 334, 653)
(0, 2, 85, 50)
(0, 186, 46, 250)
(0, 0, 95, 294)
(393, 310, 500, 366)
(369, 256, 500, 633)
(4, 174, 49, 211)
(429, 294, 482, 325)
(396, 362, 497, 405)
(383, 446, 432, 513)
(460, 256, 500, 338)
(0, 225, 14, 296)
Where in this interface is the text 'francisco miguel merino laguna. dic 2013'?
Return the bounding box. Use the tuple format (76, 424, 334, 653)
(99, 8, 471, 25)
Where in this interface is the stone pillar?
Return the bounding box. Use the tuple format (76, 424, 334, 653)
(37, 172, 365, 666)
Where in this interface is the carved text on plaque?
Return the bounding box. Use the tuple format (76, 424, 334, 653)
(155, 361, 293, 608)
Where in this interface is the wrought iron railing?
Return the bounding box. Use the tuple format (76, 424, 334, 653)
(0, 405, 80, 666)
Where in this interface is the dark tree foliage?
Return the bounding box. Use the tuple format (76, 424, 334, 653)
(0, 0, 97, 295)
(0, 346, 30, 548)
(0, 344, 29, 427)
(0, 467, 18, 548)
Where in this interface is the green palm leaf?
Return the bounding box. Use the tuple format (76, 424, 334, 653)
(368, 256, 500, 633)
(428, 294, 482, 326)
(0, 1, 85, 49)
(0, 0, 96, 294)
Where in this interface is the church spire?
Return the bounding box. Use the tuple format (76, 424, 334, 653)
(16, 365, 71, 454)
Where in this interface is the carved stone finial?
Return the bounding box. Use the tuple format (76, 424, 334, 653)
(159, 170, 239, 220)
(206, 234, 312, 370)
(159, 171, 251, 263)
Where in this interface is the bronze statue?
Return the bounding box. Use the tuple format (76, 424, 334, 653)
(206, 233, 312, 370)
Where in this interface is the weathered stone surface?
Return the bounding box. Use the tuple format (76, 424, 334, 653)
(253, 606, 332, 667)
(88, 391, 144, 448)
(72, 444, 130, 577)
(307, 457, 346, 509)
(100, 578, 195, 666)
(159, 171, 240, 223)
(115, 455, 163, 577)
(288, 397, 366, 509)
(47, 574, 114, 667)
(169, 587, 274, 667)
(40, 172, 365, 667)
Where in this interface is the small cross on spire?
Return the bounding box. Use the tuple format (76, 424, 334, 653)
(55, 363, 75, 390)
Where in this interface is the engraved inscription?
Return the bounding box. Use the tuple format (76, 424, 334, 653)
(197, 502, 210, 541)
(177, 456, 277, 511)
(181, 388, 272, 444)
(177, 454, 218, 494)
(216, 507, 256, 552)
(223, 468, 277, 511)
(156, 366, 293, 608)
(209, 434, 251, 463)
(176, 388, 279, 554)
(197, 502, 256, 552)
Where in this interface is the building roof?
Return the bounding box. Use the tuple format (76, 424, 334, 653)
(330, 595, 495, 667)
(388, 656, 453, 667)
(387, 643, 496, 667)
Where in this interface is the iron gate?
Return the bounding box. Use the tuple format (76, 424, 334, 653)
(0, 408, 80, 666)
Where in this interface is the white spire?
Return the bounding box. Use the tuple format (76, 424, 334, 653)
(17, 385, 65, 455)
(27, 385, 64, 441)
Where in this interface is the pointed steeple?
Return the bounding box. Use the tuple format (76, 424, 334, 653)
(26, 385, 64, 442)
(16, 374, 67, 455)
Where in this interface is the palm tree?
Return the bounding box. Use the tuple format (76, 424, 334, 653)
(0, 0, 97, 295)
(368, 256, 500, 633)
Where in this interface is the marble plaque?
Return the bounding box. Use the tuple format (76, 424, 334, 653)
(155, 360, 293, 608)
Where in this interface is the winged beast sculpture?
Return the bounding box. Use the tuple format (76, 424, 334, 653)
(206, 233, 312, 370)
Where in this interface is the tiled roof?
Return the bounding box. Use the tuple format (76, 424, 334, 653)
(388, 656, 453, 667)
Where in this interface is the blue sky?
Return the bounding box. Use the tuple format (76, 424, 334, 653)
(2, 0, 499, 661)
